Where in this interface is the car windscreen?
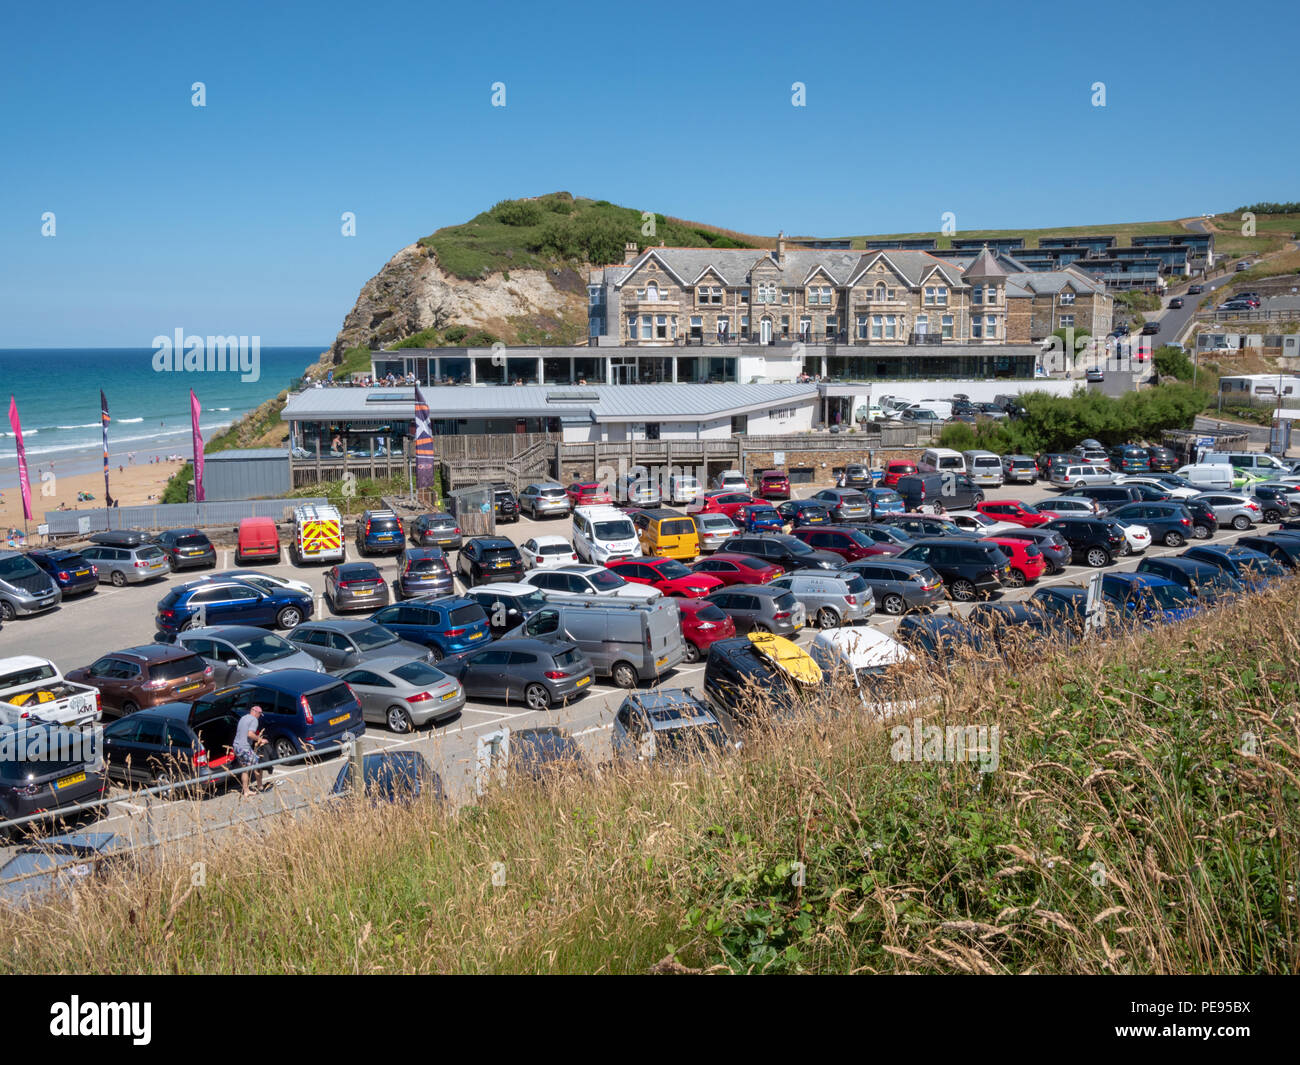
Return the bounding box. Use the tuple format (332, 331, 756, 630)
(305, 683, 355, 717)
(449, 604, 486, 625)
(353, 626, 399, 650)
(234, 633, 299, 664)
(593, 520, 635, 541)
(148, 654, 208, 680)
(0, 555, 43, 581)
(655, 721, 729, 757)
(391, 661, 449, 686)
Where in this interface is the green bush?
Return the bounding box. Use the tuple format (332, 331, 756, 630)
(937, 422, 977, 450)
(1153, 344, 1195, 380)
(161, 464, 194, 504)
(443, 325, 468, 344)
(492, 199, 544, 227)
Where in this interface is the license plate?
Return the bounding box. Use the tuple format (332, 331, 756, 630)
(469, 630, 485, 639)
(440, 690, 458, 701)
(329, 713, 350, 726)
(575, 676, 591, 687)
(56, 772, 86, 789)
(41, 597, 54, 606)
(179, 682, 201, 693)
(75, 569, 90, 577)
(656, 655, 668, 667)
(494, 561, 510, 568)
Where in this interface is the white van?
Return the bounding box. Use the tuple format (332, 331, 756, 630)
(962, 450, 1004, 487)
(919, 448, 966, 475)
(667, 473, 702, 505)
(572, 505, 642, 564)
(1202, 451, 1287, 474)
(1175, 463, 1234, 490)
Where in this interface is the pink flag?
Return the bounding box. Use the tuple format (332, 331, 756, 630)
(190, 389, 205, 502)
(7, 396, 33, 521)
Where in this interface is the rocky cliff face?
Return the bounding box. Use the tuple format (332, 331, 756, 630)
(324, 243, 590, 362)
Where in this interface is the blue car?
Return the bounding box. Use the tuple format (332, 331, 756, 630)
(863, 488, 905, 517)
(1180, 544, 1288, 589)
(367, 597, 492, 662)
(26, 549, 99, 597)
(1101, 572, 1198, 624)
(739, 503, 783, 533)
(156, 577, 313, 635)
(186, 669, 364, 761)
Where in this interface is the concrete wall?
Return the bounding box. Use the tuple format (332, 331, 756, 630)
(746, 401, 816, 435)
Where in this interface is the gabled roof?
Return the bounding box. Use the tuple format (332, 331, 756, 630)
(847, 250, 964, 288)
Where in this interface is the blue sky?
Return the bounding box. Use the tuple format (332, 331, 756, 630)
(1, 0, 1293, 347)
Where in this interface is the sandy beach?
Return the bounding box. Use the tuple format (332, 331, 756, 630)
(1, 457, 188, 532)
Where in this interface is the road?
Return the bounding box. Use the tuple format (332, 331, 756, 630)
(0, 482, 1281, 862)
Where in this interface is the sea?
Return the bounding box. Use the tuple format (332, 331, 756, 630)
(0, 347, 322, 478)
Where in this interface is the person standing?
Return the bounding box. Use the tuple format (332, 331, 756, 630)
(233, 704, 266, 797)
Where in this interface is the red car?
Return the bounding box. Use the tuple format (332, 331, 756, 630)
(567, 481, 612, 506)
(789, 524, 898, 561)
(677, 597, 737, 663)
(757, 470, 791, 500)
(880, 461, 918, 487)
(976, 500, 1060, 528)
(690, 552, 781, 586)
(980, 536, 1047, 587)
(606, 556, 723, 598)
(689, 490, 755, 521)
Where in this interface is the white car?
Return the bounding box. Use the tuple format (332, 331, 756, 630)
(520, 565, 661, 602)
(1110, 520, 1152, 555)
(519, 536, 578, 570)
(205, 570, 314, 597)
(712, 469, 749, 492)
(1114, 475, 1199, 500)
(945, 510, 1021, 536)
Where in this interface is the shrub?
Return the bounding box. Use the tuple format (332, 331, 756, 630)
(1153, 344, 1195, 380)
(443, 325, 468, 344)
(937, 422, 977, 451)
(492, 199, 544, 227)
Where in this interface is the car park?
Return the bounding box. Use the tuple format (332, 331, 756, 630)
(174, 625, 326, 685)
(156, 577, 312, 634)
(1043, 518, 1125, 568)
(518, 482, 571, 519)
(408, 512, 462, 551)
(288, 619, 436, 672)
(840, 556, 945, 615)
(776, 500, 832, 530)
(769, 570, 874, 628)
(438, 639, 594, 710)
(691, 552, 782, 586)
(519, 535, 579, 570)
(738, 502, 783, 533)
(897, 538, 1009, 601)
(1001, 455, 1038, 484)
(607, 556, 723, 598)
(979, 536, 1046, 587)
(457, 536, 527, 586)
(990, 527, 1072, 574)
(463, 583, 549, 637)
(706, 584, 804, 635)
(368, 597, 492, 661)
(234, 517, 282, 564)
(810, 487, 871, 522)
(354, 510, 405, 556)
(25, 549, 98, 599)
(336, 656, 465, 733)
(1192, 492, 1260, 530)
(627, 508, 700, 559)
(1109, 502, 1195, 547)
(78, 541, 170, 586)
(1100, 573, 1198, 625)
(572, 505, 642, 563)
(791, 523, 898, 562)
(945, 510, 1021, 536)
(693, 512, 739, 553)
(757, 470, 791, 499)
(676, 597, 737, 663)
(151, 528, 218, 571)
(720, 533, 841, 573)
(1134, 557, 1244, 605)
(521, 564, 661, 602)
(703, 633, 821, 725)
(325, 562, 390, 613)
(612, 689, 734, 763)
(66, 644, 214, 716)
(896, 472, 983, 510)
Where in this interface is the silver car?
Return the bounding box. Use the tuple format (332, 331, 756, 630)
(811, 488, 871, 522)
(706, 584, 806, 635)
(175, 624, 326, 686)
(0, 550, 61, 620)
(1192, 491, 1261, 531)
(337, 654, 464, 733)
(79, 542, 170, 585)
(695, 513, 739, 552)
(519, 482, 571, 519)
(1050, 464, 1114, 490)
(288, 619, 435, 673)
(769, 571, 875, 628)
(1047, 496, 1104, 516)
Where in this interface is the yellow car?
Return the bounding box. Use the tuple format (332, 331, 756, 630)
(746, 631, 822, 688)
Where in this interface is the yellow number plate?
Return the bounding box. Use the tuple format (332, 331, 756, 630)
(575, 676, 591, 687)
(469, 630, 485, 639)
(329, 713, 350, 725)
(656, 656, 668, 667)
(441, 691, 458, 701)
(57, 773, 86, 789)
(179, 682, 201, 693)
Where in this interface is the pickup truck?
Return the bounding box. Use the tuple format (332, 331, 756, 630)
(0, 656, 102, 727)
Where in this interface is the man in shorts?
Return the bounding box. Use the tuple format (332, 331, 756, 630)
(234, 704, 266, 797)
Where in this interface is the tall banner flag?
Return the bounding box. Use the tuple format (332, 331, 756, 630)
(100, 390, 113, 507)
(413, 385, 435, 489)
(7, 396, 33, 521)
(190, 389, 205, 502)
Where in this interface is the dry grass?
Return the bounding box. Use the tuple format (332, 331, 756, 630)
(2, 588, 1297, 974)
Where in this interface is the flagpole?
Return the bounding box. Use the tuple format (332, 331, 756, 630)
(101, 390, 112, 529)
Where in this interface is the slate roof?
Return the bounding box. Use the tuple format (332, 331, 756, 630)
(610, 247, 966, 290)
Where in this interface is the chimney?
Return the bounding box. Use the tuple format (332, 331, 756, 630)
(777, 231, 785, 264)
(624, 242, 638, 264)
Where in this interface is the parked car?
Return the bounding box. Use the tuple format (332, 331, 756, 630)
(1144, 446, 1178, 473)
(337, 655, 465, 733)
(810, 488, 871, 522)
(738, 502, 784, 533)
(862, 487, 906, 517)
(1085, 368, 1105, 383)
(1109, 502, 1195, 547)
(156, 577, 312, 634)
(896, 473, 984, 510)
(66, 644, 214, 716)
(1042, 518, 1125, 568)
(896, 538, 1010, 601)
(1140, 321, 1160, 336)
(873, 513, 970, 539)
(978, 527, 1072, 574)
(566, 481, 613, 507)
(841, 557, 945, 615)
(1251, 484, 1299, 523)
(1108, 445, 1151, 475)
(234, 517, 282, 564)
(1240, 534, 1300, 570)
(712, 470, 749, 493)
(1192, 491, 1261, 530)
(491, 485, 520, 524)
(519, 535, 579, 570)
(409, 512, 462, 551)
(173, 625, 326, 686)
(757, 470, 791, 500)
(150, 528, 217, 571)
(691, 552, 782, 586)
(706, 584, 805, 635)
(836, 464, 874, 491)
(519, 482, 571, 519)
(331, 750, 446, 804)
(612, 689, 735, 763)
(945, 510, 1021, 536)
(688, 490, 755, 522)
(879, 461, 918, 487)
(979, 536, 1046, 588)
(521, 564, 661, 602)
(507, 726, 589, 781)
(1180, 544, 1286, 588)
(1068, 484, 1144, 511)
(387, 547, 451, 601)
(1050, 464, 1114, 490)
(607, 556, 723, 598)
(975, 500, 1058, 527)
(325, 562, 390, 613)
(438, 639, 595, 710)
(288, 619, 436, 673)
(1046, 496, 1104, 517)
(0, 721, 109, 819)
(702, 634, 822, 725)
(102, 704, 234, 789)
(26, 549, 98, 598)
(676, 597, 737, 663)
(78, 541, 170, 586)
(621, 470, 661, 507)
(1001, 455, 1039, 485)
(791, 523, 898, 562)
(463, 582, 549, 637)
(694, 512, 740, 553)
(457, 536, 526, 586)
(572, 505, 643, 563)
(777, 500, 832, 530)
(1135, 557, 1244, 605)
(368, 597, 492, 661)
(719, 533, 841, 573)
(354, 509, 405, 556)
(624, 506, 700, 560)
(769, 570, 874, 628)
(1100, 573, 1198, 625)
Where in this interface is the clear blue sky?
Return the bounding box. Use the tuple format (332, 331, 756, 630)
(1, 0, 1294, 347)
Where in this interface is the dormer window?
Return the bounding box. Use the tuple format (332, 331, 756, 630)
(1059, 291, 1076, 305)
(645, 282, 659, 301)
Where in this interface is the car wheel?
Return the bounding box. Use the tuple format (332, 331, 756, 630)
(179, 619, 196, 632)
(1119, 540, 1132, 557)
(386, 705, 414, 734)
(0, 600, 14, 622)
(1264, 509, 1282, 524)
(1163, 531, 1185, 547)
(682, 640, 701, 664)
(882, 593, 905, 615)
(611, 662, 638, 689)
(949, 579, 977, 602)
(1232, 515, 1251, 530)
(524, 683, 552, 711)
(974, 492, 985, 504)
(1194, 524, 1211, 540)
(1086, 547, 1110, 568)
(119, 700, 139, 716)
(750, 622, 770, 633)
(110, 570, 127, 587)
(272, 737, 297, 762)
(276, 606, 302, 629)
(427, 644, 444, 664)
(1002, 568, 1026, 589)
(816, 606, 840, 629)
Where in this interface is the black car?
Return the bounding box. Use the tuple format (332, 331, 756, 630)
(702, 636, 820, 727)
(1180, 544, 1287, 588)
(895, 473, 983, 511)
(896, 538, 1009, 601)
(26, 549, 98, 597)
(88, 528, 150, 547)
(1186, 498, 1219, 539)
(1109, 323, 1130, 337)
(491, 484, 520, 524)
(1069, 485, 1143, 511)
(718, 534, 841, 573)
(1025, 586, 1095, 640)
(776, 500, 832, 528)
(1238, 534, 1300, 570)
(1043, 518, 1125, 568)
(991, 528, 1072, 574)
(0, 723, 109, 829)
(1134, 557, 1243, 605)
(895, 615, 996, 662)
(1187, 284, 1205, 295)
(150, 528, 218, 571)
(1168, 297, 1184, 309)
(1145, 446, 1177, 473)
(965, 602, 1064, 647)
(102, 702, 238, 788)
(456, 537, 525, 587)
(1109, 502, 1195, 547)
(1252, 484, 1297, 523)
(507, 727, 588, 782)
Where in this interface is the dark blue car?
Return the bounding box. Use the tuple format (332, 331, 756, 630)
(1135, 557, 1244, 604)
(1180, 544, 1287, 588)
(26, 549, 99, 597)
(1101, 572, 1198, 624)
(739, 503, 783, 533)
(156, 577, 313, 635)
(187, 669, 364, 761)
(367, 597, 492, 662)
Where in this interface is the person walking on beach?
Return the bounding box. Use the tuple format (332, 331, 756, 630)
(234, 704, 267, 797)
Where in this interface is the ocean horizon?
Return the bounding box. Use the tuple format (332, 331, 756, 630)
(1, 346, 323, 478)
